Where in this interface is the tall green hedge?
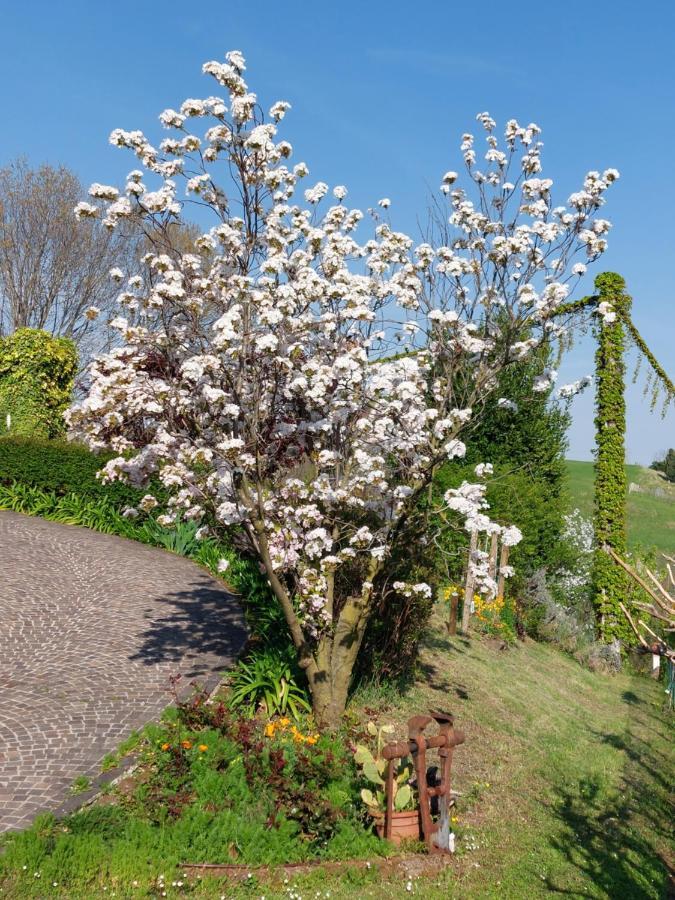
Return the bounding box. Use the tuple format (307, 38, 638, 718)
(0, 328, 77, 438)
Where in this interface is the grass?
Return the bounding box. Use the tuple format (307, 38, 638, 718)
(565, 459, 674, 559)
(1, 609, 672, 898)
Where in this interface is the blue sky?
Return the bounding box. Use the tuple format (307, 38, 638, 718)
(2, 0, 673, 464)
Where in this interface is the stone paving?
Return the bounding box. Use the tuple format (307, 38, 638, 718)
(0, 510, 247, 832)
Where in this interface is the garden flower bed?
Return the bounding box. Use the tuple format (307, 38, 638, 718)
(0, 685, 399, 894)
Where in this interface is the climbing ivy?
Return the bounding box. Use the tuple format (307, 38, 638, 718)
(591, 273, 631, 641)
(0, 328, 78, 438)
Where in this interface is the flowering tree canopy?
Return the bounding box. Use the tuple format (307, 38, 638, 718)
(67, 50, 617, 725)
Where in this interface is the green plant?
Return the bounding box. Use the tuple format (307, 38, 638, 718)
(228, 648, 312, 720)
(354, 722, 415, 816)
(592, 273, 631, 642)
(69, 776, 91, 795)
(0, 435, 165, 507)
(137, 516, 201, 556)
(0, 328, 77, 437)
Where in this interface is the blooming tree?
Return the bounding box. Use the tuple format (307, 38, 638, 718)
(68, 51, 617, 726)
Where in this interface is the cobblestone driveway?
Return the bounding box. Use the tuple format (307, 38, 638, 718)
(0, 510, 247, 832)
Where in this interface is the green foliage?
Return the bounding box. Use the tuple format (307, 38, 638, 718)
(651, 448, 675, 483)
(0, 328, 77, 438)
(228, 647, 312, 720)
(136, 516, 202, 556)
(592, 273, 631, 641)
(430, 344, 570, 595)
(353, 722, 415, 815)
(0, 435, 163, 508)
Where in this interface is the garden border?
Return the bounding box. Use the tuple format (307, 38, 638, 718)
(50, 672, 225, 820)
(180, 853, 454, 885)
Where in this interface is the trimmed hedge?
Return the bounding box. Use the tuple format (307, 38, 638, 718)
(0, 436, 157, 508)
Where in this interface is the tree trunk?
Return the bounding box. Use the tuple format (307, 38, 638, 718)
(307, 595, 370, 729)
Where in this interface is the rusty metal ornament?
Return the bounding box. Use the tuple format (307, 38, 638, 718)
(381, 710, 465, 853)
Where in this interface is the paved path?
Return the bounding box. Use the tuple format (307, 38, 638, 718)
(0, 510, 247, 832)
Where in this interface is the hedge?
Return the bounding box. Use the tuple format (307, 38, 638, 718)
(0, 436, 161, 508)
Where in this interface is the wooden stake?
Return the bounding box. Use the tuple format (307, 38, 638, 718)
(496, 544, 510, 600)
(460, 529, 478, 633)
(488, 532, 499, 581)
(448, 591, 458, 635)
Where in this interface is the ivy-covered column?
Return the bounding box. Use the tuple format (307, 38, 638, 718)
(592, 272, 630, 641)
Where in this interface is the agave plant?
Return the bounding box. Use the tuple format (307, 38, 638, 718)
(354, 722, 415, 815)
(228, 648, 312, 720)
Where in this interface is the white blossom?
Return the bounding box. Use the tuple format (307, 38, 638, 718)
(68, 53, 616, 649)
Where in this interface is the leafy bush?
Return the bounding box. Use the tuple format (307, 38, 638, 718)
(0, 435, 162, 507)
(0, 328, 77, 437)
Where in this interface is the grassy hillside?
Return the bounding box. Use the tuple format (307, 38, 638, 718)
(565, 459, 675, 558)
(2, 612, 672, 898)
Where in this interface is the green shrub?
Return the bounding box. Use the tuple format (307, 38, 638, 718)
(0, 328, 77, 438)
(0, 436, 162, 508)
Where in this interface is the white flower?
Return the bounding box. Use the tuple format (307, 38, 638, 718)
(304, 182, 328, 204)
(217, 559, 230, 573)
(501, 525, 523, 547)
(378, 198, 391, 208)
(270, 100, 291, 121)
(89, 183, 119, 201)
(74, 201, 99, 220)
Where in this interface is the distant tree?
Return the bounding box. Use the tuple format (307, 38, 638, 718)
(0, 159, 133, 348)
(651, 448, 675, 483)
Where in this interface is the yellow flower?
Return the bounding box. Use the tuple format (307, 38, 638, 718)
(181, 740, 192, 750)
(264, 723, 276, 738)
(305, 735, 318, 745)
(198, 744, 208, 753)
(279, 718, 290, 727)
(161, 742, 170, 751)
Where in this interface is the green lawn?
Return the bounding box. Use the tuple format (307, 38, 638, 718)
(565, 459, 674, 559)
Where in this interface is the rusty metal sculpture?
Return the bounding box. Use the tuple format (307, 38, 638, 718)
(381, 710, 465, 852)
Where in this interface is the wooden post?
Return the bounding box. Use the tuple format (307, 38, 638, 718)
(488, 532, 499, 581)
(460, 529, 478, 633)
(448, 591, 458, 635)
(496, 544, 510, 600)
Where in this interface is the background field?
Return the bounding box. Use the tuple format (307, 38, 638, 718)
(565, 460, 675, 560)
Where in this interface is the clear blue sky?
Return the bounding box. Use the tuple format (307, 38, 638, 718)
(2, 0, 673, 464)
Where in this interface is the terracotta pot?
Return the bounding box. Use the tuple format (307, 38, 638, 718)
(376, 810, 421, 845)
